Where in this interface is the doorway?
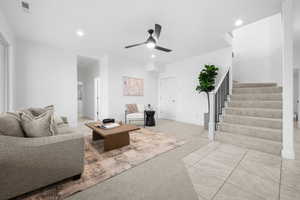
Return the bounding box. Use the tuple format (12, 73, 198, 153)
(77, 56, 100, 121)
(94, 78, 101, 121)
(0, 33, 9, 113)
(294, 69, 300, 127)
(159, 77, 177, 120)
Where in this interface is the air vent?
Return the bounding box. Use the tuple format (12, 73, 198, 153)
(20, 0, 30, 13)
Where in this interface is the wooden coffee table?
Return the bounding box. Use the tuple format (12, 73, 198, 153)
(85, 122, 140, 151)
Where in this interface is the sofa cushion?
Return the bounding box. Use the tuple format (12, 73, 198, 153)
(127, 112, 144, 119)
(126, 104, 138, 114)
(20, 110, 58, 137)
(57, 124, 74, 135)
(0, 112, 25, 137)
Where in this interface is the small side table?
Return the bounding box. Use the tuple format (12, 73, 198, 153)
(145, 110, 156, 126)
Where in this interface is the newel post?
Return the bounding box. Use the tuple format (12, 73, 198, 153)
(208, 92, 215, 141)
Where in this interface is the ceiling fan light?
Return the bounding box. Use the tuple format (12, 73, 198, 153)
(146, 42, 155, 49)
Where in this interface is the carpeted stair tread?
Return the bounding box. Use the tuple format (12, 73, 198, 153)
(224, 107, 282, 118)
(222, 115, 282, 129)
(218, 122, 282, 142)
(216, 131, 282, 155)
(227, 100, 282, 109)
(233, 83, 277, 88)
(233, 87, 282, 94)
(230, 93, 282, 101)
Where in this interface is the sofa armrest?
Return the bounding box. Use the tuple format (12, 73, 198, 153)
(0, 133, 85, 199)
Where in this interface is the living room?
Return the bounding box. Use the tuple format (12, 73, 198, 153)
(1, 0, 300, 200)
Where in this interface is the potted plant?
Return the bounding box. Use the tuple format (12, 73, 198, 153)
(196, 64, 219, 129)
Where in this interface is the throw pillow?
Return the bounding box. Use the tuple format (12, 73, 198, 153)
(28, 105, 54, 116)
(20, 110, 58, 137)
(0, 112, 25, 137)
(28, 105, 64, 125)
(126, 104, 138, 114)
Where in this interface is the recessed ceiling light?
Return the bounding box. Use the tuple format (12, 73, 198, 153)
(151, 54, 156, 58)
(76, 29, 85, 37)
(235, 19, 243, 27)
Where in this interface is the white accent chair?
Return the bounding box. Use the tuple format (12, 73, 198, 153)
(125, 104, 145, 127)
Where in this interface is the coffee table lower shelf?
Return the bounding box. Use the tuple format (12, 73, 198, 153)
(92, 130, 130, 151)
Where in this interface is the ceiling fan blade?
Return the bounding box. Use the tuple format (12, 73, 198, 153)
(155, 45, 172, 52)
(154, 24, 162, 39)
(125, 42, 146, 48)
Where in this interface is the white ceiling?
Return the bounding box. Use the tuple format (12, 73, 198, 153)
(0, 0, 282, 65)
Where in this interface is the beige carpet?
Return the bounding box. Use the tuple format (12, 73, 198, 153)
(15, 128, 185, 200)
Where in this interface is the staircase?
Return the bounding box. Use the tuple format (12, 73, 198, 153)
(216, 82, 282, 155)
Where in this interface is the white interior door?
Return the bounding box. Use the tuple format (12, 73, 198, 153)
(0, 41, 5, 113)
(159, 77, 177, 120)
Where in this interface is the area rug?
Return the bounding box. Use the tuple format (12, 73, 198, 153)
(15, 128, 185, 200)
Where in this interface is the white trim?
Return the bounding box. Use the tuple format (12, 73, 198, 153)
(281, 0, 295, 159)
(282, 148, 295, 160)
(213, 67, 230, 93)
(94, 77, 101, 121)
(0, 33, 9, 112)
(208, 92, 215, 141)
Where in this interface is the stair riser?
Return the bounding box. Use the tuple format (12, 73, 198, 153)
(216, 132, 282, 156)
(233, 87, 282, 94)
(228, 101, 282, 109)
(223, 116, 282, 129)
(233, 83, 277, 88)
(225, 108, 282, 119)
(230, 94, 282, 101)
(219, 123, 282, 142)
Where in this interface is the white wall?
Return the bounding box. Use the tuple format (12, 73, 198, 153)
(15, 39, 78, 126)
(295, 42, 300, 69)
(294, 70, 299, 116)
(159, 47, 232, 126)
(0, 9, 15, 111)
(233, 13, 283, 85)
(77, 60, 100, 119)
(107, 55, 159, 121)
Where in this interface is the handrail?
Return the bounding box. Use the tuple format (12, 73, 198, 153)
(208, 69, 230, 141)
(212, 67, 231, 94)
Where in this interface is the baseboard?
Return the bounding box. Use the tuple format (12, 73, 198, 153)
(281, 148, 295, 159)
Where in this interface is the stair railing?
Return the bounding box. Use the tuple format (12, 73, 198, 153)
(208, 69, 230, 141)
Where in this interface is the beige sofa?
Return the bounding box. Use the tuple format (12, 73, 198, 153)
(0, 115, 85, 200)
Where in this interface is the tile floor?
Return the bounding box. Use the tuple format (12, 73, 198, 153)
(183, 127, 300, 200)
(74, 118, 300, 200)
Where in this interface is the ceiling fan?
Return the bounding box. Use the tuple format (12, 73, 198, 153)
(125, 24, 172, 52)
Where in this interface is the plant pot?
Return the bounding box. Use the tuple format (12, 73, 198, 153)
(204, 112, 209, 130)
